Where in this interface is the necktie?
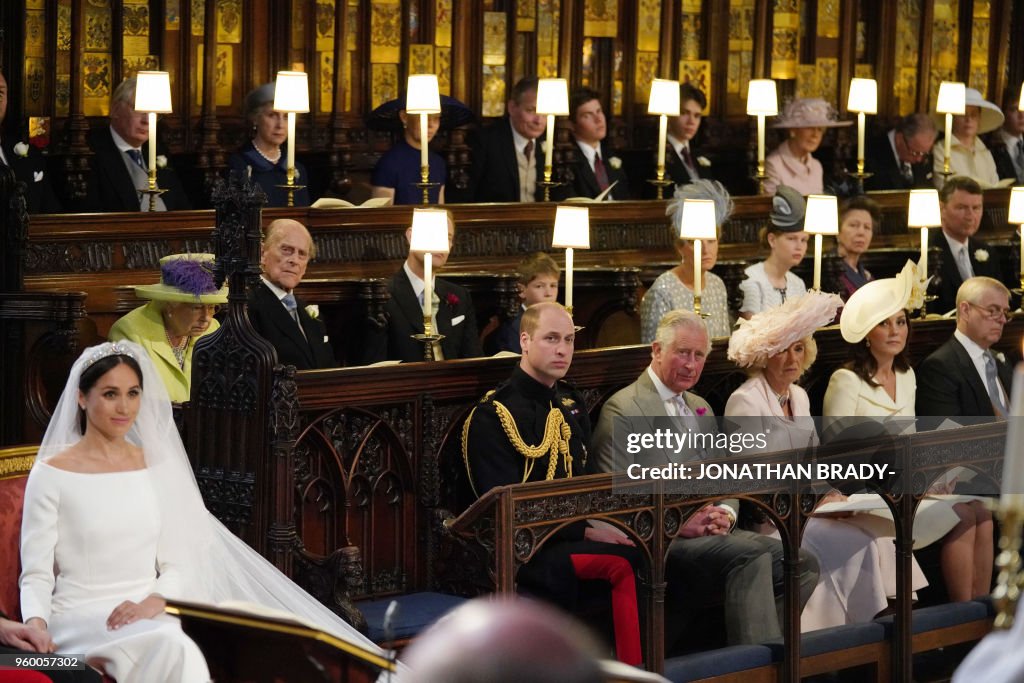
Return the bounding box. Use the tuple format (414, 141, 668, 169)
(670, 394, 693, 418)
(956, 247, 974, 280)
(681, 146, 700, 179)
(593, 153, 610, 190)
(523, 140, 533, 161)
(126, 148, 146, 171)
(901, 162, 914, 183)
(282, 293, 306, 338)
(984, 352, 1008, 416)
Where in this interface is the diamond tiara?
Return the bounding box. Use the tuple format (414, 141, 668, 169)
(81, 342, 138, 371)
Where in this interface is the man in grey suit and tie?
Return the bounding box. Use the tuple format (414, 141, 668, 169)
(592, 309, 818, 646)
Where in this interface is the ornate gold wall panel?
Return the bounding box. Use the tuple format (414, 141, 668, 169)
(166, 0, 181, 30)
(728, 0, 754, 95)
(680, 0, 702, 63)
(818, 0, 839, 39)
(584, 0, 618, 38)
(770, 0, 798, 80)
(436, 0, 453, 48)
(969, 1, 990, 96)
(370, 1, 401, 64)
(316, 0, 336, 113)
(895, 0, 922, 116)
(929, 0, 958, 105)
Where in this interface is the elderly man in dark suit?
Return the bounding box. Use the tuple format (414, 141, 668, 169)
(591, 309, 818, 646)
(917, 276, 1013, 419)
(459, 77, 546, 203)
(248, 218, 335, 370)
(862, 113, 937, 191)
(363, 212, 481, 363)
(0, 70, 62, 213)
(83, 77, 191, 212)
(932, 176, 1003, 314)
(558, 88, 631, 200)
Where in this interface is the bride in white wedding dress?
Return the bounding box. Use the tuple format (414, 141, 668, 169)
(20, 342, 388, 682)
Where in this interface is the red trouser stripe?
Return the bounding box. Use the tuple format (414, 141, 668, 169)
(570, 553, 642, 666)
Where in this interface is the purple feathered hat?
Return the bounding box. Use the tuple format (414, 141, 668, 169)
(134, 253, 228, 304)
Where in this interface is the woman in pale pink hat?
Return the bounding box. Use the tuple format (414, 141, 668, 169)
(932, 87, 1004, 188)
(764, 98, 852, 196)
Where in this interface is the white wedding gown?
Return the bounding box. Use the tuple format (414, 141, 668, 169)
(20, 462, 210, 682)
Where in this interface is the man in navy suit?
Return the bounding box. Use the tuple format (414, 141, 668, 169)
(862, 113, 937, 191)
(83, 77, 191, 212)
(932, 176, 1003, 314)
(663, 83, 713, 189)
(0, 70, 62, 213)
(558, 88, 631, 200)
(362, 213, 482, 363)
(917, 276, 1014, 419)
(460, 77, 547, 203)
(247, 219, 335, 370)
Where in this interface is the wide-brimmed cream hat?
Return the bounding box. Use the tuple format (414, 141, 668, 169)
(839, 261, 916, 343)
(134, 253, 228, 304)
(931, 88, 1004, 135)
(728, 290, 842, 368)
(773, 98, 852, 129)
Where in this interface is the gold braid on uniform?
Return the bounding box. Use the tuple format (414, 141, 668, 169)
(462, 399, 574, 498)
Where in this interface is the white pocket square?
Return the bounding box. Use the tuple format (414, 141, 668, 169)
(451, 314, 465, 326)
(323, 336, 329, 343)
(33, 171, 44, 182)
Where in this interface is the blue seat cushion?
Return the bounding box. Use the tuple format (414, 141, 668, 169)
(357, 592, 467, 642)
(875, 601, 989, 636)
(764, 622, 885, 659)
(663, 645, 774, 682)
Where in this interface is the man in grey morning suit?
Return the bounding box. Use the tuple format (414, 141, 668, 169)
(592, 309, 819, 646)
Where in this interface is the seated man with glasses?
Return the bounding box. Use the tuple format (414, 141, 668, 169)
(917, 276, 1014, 419)
(863, 113, 937, 190)
(109, 253, 228, 402)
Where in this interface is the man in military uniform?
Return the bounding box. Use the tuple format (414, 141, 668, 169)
(462, 302, 643, 666)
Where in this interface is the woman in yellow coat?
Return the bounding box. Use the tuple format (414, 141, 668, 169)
(109, 253, 227, 402)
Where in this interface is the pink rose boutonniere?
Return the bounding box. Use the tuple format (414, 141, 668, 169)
(446, 292, 460, 308)
(695, 407, 707, 417)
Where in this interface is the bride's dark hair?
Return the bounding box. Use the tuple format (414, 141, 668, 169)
(78, 353, 144, 433)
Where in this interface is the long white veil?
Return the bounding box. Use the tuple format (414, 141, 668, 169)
(37, 341, 385, 656)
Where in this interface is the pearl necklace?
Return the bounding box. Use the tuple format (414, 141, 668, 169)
(165, 328, 190, 369)
(253, 143, 281, 165)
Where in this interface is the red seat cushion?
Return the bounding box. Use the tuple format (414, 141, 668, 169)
(0, 476, 27, 621)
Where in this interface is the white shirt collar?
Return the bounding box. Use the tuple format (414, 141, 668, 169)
(575, 140, 603, 166)
(942, 228, 969, 250)
(647, 366, 678, 402)
(994, 129, 1023, 147)
(667, 134, 688, 158)
(954, 328, 989, 362)
(510, 126, 533, 158)
(260, 276, 291, 300)
(403, 260, 434, 299)
(110, 126, 142, 154)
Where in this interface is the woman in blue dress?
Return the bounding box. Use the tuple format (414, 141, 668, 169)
(228, 83, 311, 207)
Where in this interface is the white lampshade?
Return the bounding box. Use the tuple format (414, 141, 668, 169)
(409, 208, 451, 253)
(274, 71, 310, 113)
(746, 79, 778, 116)
(679, 199, 718, 239)
(552, 206, 590, 249)
(936, 81, 966, 115)
(847, 78, 877, 114)
(648, 79, 681, 116)
(405, 74, 441, 114)
(804, 195, 839, 235)
(1009, 187, 1024, 225)
(537, 78, 570, 116)
(907, 189, 942, 227)
(134, 71, 172, 113)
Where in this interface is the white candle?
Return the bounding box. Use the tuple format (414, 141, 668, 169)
(545, 114, 556, 172)
(1019, 227, 1023, 278)
(757, 114, 766, 166)
(422, 252, 433, 318)
(286, 111, 296, 174)
(1000, 364, 1024, 508)
(565, 247, 574, 310)
(657, 114, 668, 174)
(419, 113, 429, 172)
(693, 239, 703, 299)
(857, 111, 865, 166)
(813, 233, 823, 290)
(943, 113, 953, 170)
(147, 112, 157, 175)
(920, 227, 929, 276)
